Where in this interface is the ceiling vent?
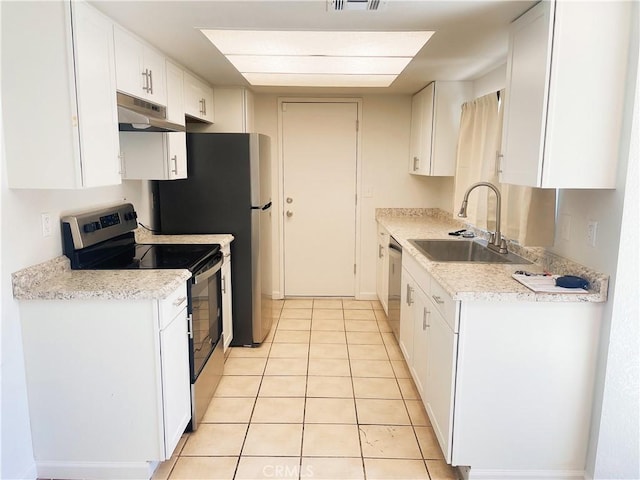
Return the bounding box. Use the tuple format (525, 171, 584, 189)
(329, 0, 386, 11)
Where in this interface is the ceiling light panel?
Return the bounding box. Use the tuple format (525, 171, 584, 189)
(201, 29, 435, 87)
(201, 30, 433, 57)
(225, 55, 411, 75)
(242, 73, 396, 88)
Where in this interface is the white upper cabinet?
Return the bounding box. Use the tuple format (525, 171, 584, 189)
(2, 0, 121, 189)
(205, 87, 255, 132)
(184, 71, 215, 123)
(500, 0, 631, 188)
(120, 132, 187, 180)
(409, 81, 472, 176)
(114, 26, 167, 106)
(165, 60, 186, 126)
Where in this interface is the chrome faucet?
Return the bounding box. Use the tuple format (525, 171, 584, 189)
(457, 181, 508, 254)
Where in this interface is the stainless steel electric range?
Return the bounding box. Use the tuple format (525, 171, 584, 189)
(61, 203, 224, 431)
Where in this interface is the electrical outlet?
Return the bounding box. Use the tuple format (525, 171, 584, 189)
(587, 220, 598, 247)
(41, 213, 52, 237)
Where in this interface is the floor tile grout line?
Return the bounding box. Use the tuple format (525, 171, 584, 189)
(180, 299, 441, 479)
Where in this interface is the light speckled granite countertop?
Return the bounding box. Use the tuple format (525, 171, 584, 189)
(12, 231, 235, 301)
(12, 257, 191, 301)
(134, 228, 234, 248)
(377, 209, 608, 303)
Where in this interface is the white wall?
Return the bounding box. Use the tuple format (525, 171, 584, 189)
(582, 8, 639, 478)
(590, 65, 639, 479)
(0, 102, 150, 480)
(253, 93, 450, 299)
(472, 63, 507, 99)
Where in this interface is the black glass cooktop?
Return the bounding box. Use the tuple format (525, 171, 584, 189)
(88, 243, 220, 271)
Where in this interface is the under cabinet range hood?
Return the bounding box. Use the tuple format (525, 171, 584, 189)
(117, 92, 185, 132)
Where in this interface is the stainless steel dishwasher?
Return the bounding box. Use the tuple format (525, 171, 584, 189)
(387, 236, 402, 341)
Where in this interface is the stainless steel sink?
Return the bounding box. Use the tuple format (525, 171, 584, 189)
(408, 239, 531, 264)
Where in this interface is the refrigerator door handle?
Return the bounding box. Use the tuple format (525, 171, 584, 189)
(251, 201, 272, 211)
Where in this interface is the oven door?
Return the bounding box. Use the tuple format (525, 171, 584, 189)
(190, 254, 223, 381)
(188, 253, 225, 430)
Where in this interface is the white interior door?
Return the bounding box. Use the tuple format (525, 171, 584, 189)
(282, 102, 358, 296)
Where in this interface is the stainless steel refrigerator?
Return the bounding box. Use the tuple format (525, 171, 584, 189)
(153, 133, 273, 346)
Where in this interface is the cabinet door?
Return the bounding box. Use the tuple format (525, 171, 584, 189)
(72, 1, 121, 187)
(167, 132, 187, 179)
(143, 46, 167, 106)
(376, 226, 389, 314)
(222, 259, 234, 352)
(409, 83, 434, 175)
(410, 286, 430, 398)
(399, 268, 415, 364)
(409, 91, 424, 174)
(500, 1, 551, 187)
(425, 306, 458, 463)
(184, 72, 214, 122)
(200, 84, 215, 123)
(166, 60, 185, 126)
(159, 309, 191, 459)
(114, 26, 146, 99)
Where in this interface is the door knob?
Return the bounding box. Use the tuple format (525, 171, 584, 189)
(286, 210, 294, 217)
(286, 197, 293, 204)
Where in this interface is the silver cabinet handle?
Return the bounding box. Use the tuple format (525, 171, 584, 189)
(413, 156, 420, 171)
(423, 308, 430, 330)
(187, 314, 193, 338)
(142, 69, 150, 93)
(378, 245, 383, 258)
(203, 98, 207, 115)
(118, 152, 125, 175)
(170, 155, 178, 175)
(432, 295, 444, 305)
(286, 210, 294, 218)
(222, 275, 226, 294)
(406, 284, 414, 306)
(148, 69, 154, 94)
(199, 98, 205, 115)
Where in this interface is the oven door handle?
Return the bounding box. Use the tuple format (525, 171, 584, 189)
(193, 259, 223, 284)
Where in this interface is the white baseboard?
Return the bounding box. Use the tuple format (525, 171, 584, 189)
(15, 462, 37, 480)
(356, 292, 378, 301)
(458, 466, 587, 480)
(37, 460, 155, 480)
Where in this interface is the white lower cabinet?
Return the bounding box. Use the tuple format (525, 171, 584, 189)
(399, 253, 602, 478)
(399, 268, 415, 365)
(18, 285, 191, 480)
(424, 304, 457, 462)
(376, 225, 390, 314)
(221, 245, 234, 352)
(120, 131, 187, 180)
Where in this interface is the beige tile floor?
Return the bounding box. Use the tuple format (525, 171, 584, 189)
(153, 299, 460, 480)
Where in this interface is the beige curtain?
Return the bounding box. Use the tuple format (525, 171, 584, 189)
(453, 93, 501, 230)
(454, 90, 556, 246)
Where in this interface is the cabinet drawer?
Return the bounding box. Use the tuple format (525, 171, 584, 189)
(402, 252, 431, 293)
(158, 284, 188, 330)
(430, 279, 457, 332)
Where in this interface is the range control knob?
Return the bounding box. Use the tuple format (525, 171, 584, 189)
(124, 211, 138, 221)
(82, 221, 101, 233)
